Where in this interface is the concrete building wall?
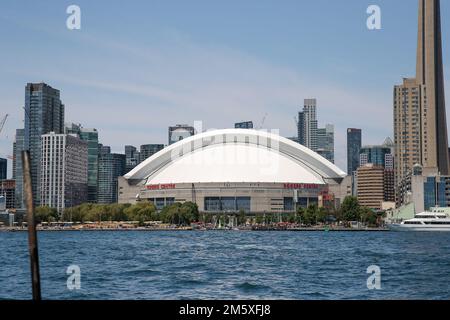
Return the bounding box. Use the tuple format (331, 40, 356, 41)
(328, 175, 352, 209)
(119, 181, 327, 213)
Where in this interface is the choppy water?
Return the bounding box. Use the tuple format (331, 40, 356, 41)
(0, 231, 449, 300)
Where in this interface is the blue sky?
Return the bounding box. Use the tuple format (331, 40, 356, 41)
(1, 0, 450, 176)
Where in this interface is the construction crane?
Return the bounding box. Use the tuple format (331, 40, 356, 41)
(0, 114, 13, 161)
(0, 114, 8, 135)
(258, 113, 268, 129)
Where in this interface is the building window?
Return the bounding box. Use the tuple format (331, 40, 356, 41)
(284, 197, 294, 211)
(236, 197, 251, 212)
(155, 198, 165, 210)
(204, 196, 251, 212)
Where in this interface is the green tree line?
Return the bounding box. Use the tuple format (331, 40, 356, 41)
(34, 196, 382, 227)
(35, 201, 200, 226)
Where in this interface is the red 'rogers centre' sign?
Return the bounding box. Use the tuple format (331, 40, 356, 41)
(146, 184, 176, 190)
(283, 183, 320, 189)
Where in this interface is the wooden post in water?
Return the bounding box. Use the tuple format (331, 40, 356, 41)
(22, 150, 41, 300)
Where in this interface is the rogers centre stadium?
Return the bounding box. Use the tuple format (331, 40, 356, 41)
(119, 129, 347, 214)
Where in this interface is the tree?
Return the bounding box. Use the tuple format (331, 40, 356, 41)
(35, 206, 59, 223)
(87, 204, 106, 222)
(303, 205, 318, 225)
(361, 207, 378, 227)
(110, 203, 130, 221)
(340, 196, 361, 222)
(287, 212, 296, 223)
(237, 209, 246, 225)
(316, 207, 328, 224)
(255, 214, 264, 224)
(181, 202, 199, 223)
(296, 207, 305, 225)
(124, 201, 156, 222)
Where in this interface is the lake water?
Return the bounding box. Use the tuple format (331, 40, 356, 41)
(0, 231, 449, 300)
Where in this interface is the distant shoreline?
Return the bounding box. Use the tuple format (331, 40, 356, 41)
(0, 227, 390, 232)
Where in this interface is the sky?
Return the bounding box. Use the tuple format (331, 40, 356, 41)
(1, 0, 450, 177)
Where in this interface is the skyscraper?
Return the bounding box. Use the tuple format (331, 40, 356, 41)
(394, 0, 449, 193)
(24, 83, 65, 206)
(64, 123, 99, 203)
(98, 149, 126, 204)
(125, 145, 140, 173)
(316, 124, 335, 163)
(140, 144, 164, 163)
(347, 128, 362, 174)
(79, 128, 99, 203)
(13, 129, 25, 208)
(298, 99, 318, 151)
(0, 158, 6, 180)
(40, 132, 88, 212)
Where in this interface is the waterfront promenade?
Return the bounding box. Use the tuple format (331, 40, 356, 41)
(0, 223, 389, 232)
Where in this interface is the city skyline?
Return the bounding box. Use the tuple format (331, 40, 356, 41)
(3, 1, 450, 304)
(1, 1, 450, 177)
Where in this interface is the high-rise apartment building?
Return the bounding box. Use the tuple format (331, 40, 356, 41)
(24, 83, 65, 206)
(347, 128, 362, 175)
(13, 129, 25, 208)
(394, 78, 423, 183)
(40, 132, 88, 213)
(298, 99, 318, 150)
(65, 123, 99, 203)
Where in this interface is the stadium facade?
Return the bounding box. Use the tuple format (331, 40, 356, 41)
(119, 129, 346, 213)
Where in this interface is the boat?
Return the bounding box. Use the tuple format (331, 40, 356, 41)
(388, 211, 450, 232)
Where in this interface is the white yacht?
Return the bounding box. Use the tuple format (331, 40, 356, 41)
(389, 212, 450, 232)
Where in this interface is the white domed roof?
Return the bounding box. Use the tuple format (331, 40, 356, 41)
(125, 129, 346, 185)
